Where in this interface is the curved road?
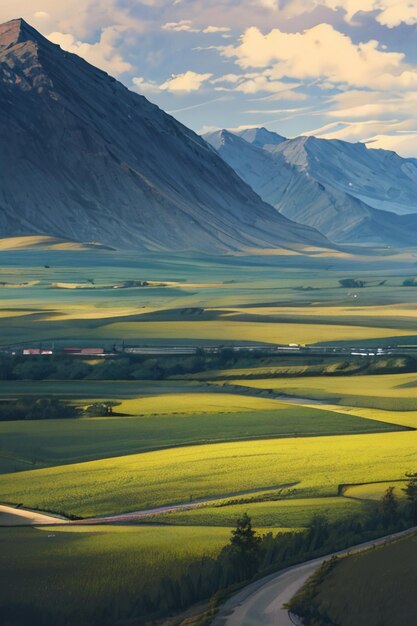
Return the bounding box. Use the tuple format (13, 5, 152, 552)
(212, 525, 417, 626)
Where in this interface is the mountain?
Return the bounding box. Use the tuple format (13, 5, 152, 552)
(0, 19, 328, 253)
(233, 127, 287, 151)
(204, 129, 417, 246)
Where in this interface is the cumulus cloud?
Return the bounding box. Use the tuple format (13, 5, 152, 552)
(160, 70, 213, 92)
(275, 0, 417, 27)
(0, 0, 128, 39)
(223, 23, 417, 91)
(48, 27, 133, 76)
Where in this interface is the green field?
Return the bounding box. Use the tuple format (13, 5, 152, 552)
(289, 532, 417, 626)
(148, 496, 367, 528)
(3, 247, 417, 623)
(0, 524, 231, 626)
(1, 429, 415, 517)
(0, 396, 401, 473)
(229, 372, 417, 411)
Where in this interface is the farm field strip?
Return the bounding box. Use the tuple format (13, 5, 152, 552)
(91, 320, 417, 345)
(0, 394, 404, 474)
(228, 372, 417, 398)
(1, 429, 416, 518)
(146, 496, 367, 529)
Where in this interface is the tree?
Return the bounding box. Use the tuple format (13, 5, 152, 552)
(230, 512, 260, 551)
(229, 513, 261, 578)
(381, 486, 398, 526)
(403, 472, 417, 523)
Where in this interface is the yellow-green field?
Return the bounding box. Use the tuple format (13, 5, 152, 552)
(2, 392, 395, 474)
(95, 320, 416, 345)
(1, 429, 415, 517)
(227, 372, 417, 411)
(3, 248, 417, 624)
(148, 496, 366, 528)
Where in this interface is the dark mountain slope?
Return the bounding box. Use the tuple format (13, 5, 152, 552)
(0, 19, 327, 252)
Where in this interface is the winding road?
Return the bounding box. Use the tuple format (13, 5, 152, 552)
(212, 525, 417, 626)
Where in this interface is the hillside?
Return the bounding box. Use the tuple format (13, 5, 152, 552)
(204, 128, 417, 246)
(289, 532, 417, 626)
(0, 19, 328, 253)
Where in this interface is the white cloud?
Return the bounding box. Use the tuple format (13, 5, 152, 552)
(376, 0, 417, 27)
(33, 11, 50, 20)
(160, 70, 213, 92)
(213, 72, 304, 96)
(212, 73, 244, 84)
(132, 76, 161, 94)
(223, 24, 417, 91)
(233, 77, 305, 97)
(48, 27, 133, 76)
(203, 26, 231, 33)
(162, 20, 199, 32)
(273, 0, 417, 27)
(162, 21, 231, 34)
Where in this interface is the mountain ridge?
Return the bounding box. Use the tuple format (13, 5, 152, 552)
(204, 128, 417, 246)
(0, 18, 328, 253)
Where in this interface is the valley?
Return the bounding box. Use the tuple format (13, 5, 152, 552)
(1, 11, 417, 626)
(1, 244, 417, 624)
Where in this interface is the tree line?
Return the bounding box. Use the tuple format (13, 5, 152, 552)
(3, 477, 417, 625)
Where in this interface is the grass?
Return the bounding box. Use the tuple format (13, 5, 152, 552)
(343, 481, 407, 501)
(4, 249, 417, 622)
(0, 391, 401, 473)
(115, 392, 287, 415)
(290, 532, 417, 626)
(95, 320, 415, 345)
(0, 379, 199, 399)
(0, 524, 231, 626)
(229, 372, 417, 411)
(1, 430, 416, 518)
(148, 496, 367, 528)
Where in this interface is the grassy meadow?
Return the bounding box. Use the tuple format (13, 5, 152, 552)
(290, 532, 417, 626)
(1, 429, 415, 517)
(0, 524, 232, 625)
(2, 246, 417, 623)
(0, 396, 398, 473)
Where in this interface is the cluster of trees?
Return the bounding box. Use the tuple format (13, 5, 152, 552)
(339, 279, 386, 289)
(288, 476, 417, 625)
(138, 478, 417, 625)
(4, 480, 417, 625)
(0, 349, 257, 382)
(0, 397, 78, 421)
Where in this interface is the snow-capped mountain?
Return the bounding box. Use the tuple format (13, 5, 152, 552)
(0, 19, 328, 253)
(204, 128, 417, 246)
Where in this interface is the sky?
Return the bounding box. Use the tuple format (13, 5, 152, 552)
(2, 0, 417, 155)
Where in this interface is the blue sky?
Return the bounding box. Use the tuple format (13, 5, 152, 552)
(3, 0, 417, 155)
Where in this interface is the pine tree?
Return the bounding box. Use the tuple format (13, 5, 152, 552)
(229, 513, 261, 578)
(381, 486, 398, 526)
(403, 472, 417, 523)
